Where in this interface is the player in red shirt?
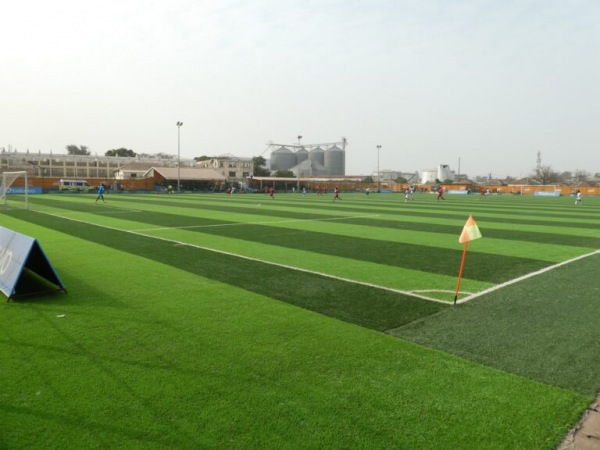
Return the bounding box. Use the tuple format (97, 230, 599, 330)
(332, 187, 341, 202)
(437, 187, 445, 201)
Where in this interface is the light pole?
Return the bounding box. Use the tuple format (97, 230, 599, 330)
(176, 122, 183, 192)
(296, 135, 302, 191)
(376, 145, 382, 193)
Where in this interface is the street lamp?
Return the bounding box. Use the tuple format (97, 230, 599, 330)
(296, 135, 302, 191)
(176, 122, 183, 192)
(377, 145, 382, 193)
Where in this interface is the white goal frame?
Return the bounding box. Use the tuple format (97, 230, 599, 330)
(1, 171, 29, 209)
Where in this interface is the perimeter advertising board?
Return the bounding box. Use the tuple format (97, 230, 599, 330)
(0, 226, 66, 300)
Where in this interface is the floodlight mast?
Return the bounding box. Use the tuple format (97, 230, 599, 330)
(176, 122, 183, 192)
(296, 135, 302, 191)
(377, 145, 382, 193)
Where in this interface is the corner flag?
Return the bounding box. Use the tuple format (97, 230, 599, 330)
(459, 214, 482, 244)
(454, 215, 482, 304)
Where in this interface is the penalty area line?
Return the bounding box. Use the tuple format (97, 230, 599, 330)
(455, 249, 600, 305)
(33, 209, 448, 305)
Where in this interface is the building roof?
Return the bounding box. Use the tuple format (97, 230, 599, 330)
(511, 178, 541, 185)
(215, 153, 252, 161)
(147, 167, 226, 181)
(485, 179, 507, 186)
(118, 162, 156, 171)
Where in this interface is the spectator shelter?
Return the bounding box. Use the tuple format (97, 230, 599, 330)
(146, 167, 226, 192)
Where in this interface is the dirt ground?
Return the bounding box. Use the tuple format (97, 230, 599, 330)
(558, 396, 600, 449)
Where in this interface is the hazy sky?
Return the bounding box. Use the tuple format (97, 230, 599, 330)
(2, 0, 598, 177)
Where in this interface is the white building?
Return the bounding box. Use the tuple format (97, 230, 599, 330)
(420, 164, 455, 184)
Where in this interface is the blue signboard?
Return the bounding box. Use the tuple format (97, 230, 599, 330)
(6, 187, 43, 194)
(0, 226, 66, 300)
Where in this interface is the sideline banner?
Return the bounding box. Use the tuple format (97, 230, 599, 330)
(7, 187, 43, 194)
(0, 226, 66, 300)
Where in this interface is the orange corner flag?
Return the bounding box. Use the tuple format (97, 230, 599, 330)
(454, 214, 483, 304)
(458, 214, 482, 244)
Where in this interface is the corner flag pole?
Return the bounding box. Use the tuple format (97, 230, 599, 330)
(454, 242, 469, 305)
(454, 214, 482, 305)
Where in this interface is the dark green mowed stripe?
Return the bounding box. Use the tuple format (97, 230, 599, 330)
(35, 203, 553, 283)
(97, 194, 600, 231)
(132, 200, 600, 247)
(22, 210, 445, 330)
(77, 195, 600, 247)
(31, 195, 600, 240)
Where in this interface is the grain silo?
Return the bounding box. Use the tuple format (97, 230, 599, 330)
(270, 146, 296, 171)
(324, 145, 345, 176)
(309, 147, 325, 167)
(295, 147, 309, 165)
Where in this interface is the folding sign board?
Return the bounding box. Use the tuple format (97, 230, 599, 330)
(0, 226, 66, 300)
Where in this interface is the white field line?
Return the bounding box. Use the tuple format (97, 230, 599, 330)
(455, 248, 600, 304)
(132, 213, 380, 232)
(33, 208, 599, 306)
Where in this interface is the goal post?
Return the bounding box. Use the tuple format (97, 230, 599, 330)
(1, 171, 29, 209)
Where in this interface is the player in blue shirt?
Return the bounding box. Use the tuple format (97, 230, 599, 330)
(95, 183, 106, 204)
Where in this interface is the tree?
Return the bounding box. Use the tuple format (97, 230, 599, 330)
(252, 156, 270, 176)
(560, 171, 573, 182)
(66, 145, 90, 155)
(273, 170, 295, 178)
(105, 148, 136, 157)
(395, 177, 408, 183)
(194, 155, 213, 162)
(573, 169, 590, 186)
(531, 165, 561, 185)
(362, 176, 374, 183)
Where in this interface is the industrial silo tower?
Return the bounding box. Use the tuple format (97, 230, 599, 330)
(309, 147, 325, 167)
(265, 137, 347, 176)
(324, 145, 345, 176)
(270, 146, 296, 171)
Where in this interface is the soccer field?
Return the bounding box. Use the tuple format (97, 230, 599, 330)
(1, 191, 599, 449)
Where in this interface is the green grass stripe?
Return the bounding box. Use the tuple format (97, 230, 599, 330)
(25, 205, 553, 284)
(0, 214, 590, 449)
(32, 204, 497, 298)
(27, 197, 600, 265)
(29, 194, 600, 239)
(138, 227, 495, 297)
(25, 194, 586, 288)
(127, 193, 600, 228)
(28, 199, 493, 297)
(15, 209, 445, 330)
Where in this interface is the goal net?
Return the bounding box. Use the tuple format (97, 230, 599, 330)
(1, 171, 29, 209)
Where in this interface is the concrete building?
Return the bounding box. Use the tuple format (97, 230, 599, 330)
(195, 154, 253, 186)
(0, 150, 192, 180)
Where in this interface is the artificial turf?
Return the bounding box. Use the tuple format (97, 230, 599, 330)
(1, 192, 598, 449)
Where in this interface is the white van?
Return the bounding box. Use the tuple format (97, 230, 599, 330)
(59, 179, 93, 192)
